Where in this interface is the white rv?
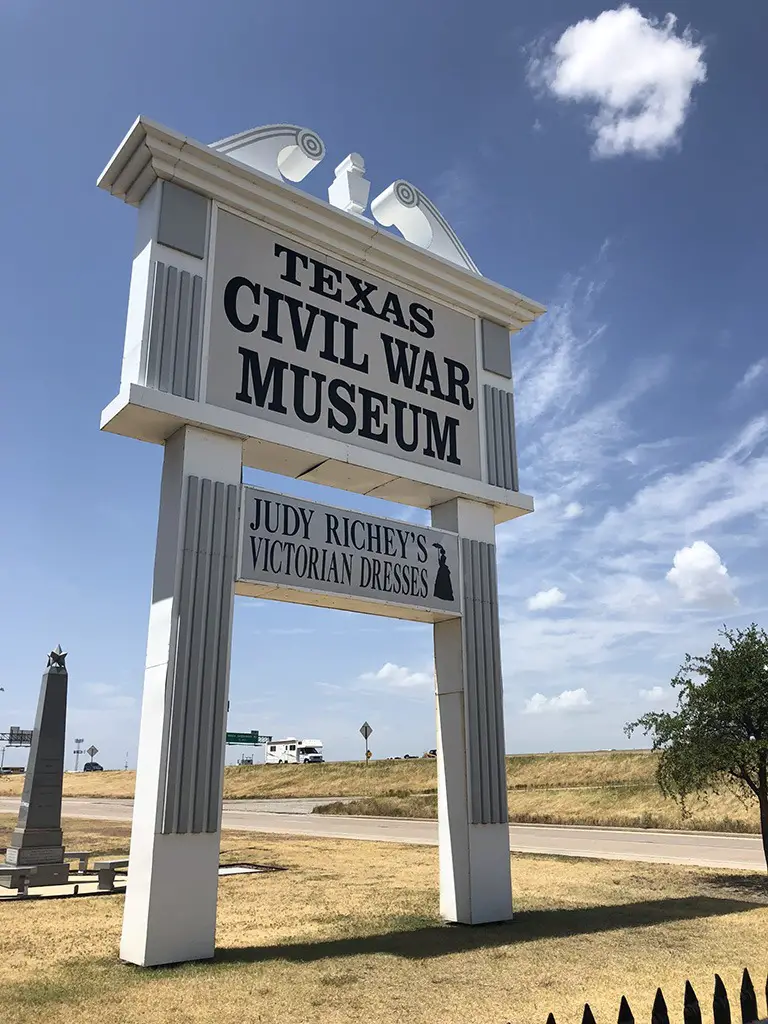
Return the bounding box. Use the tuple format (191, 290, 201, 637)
(265, 738, 324, 764)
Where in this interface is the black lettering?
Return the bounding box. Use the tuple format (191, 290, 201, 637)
(410, 566, 419, 595)
(341, 553, 353, 585)
(224, 277, 260, 333)
(326, 513, 341, 546)
(295, 544, 308, 578)
(283, 540, 294, 575)
(291, 365, 325, 423)
(420, 567, 429, 597)
(423, 410, 460, 464)
(383, 527, 396, 558)
(274, 243, 308, 286)
(415, 349, 446, 400)
(392, 398, 420, 452)
(396, 529, 411, 559)
(282, 504, 300, 538)
(367, 523, 382, 555)
(263, 501, 280, 533)
(309, 258, 342, 301)
(284, 297, 320, 352)
(392, 561, 403, 594)
(235, 348, 288, 413)
(359, 387, 389, 443)
(339, 317, 369, 373)
(382, 334, 419, 388)
(401, 563, 411, 595)
(308, 546, 321, 580)
(351, 520, 367, 550)
(327, 378, 356, 434)
(371, 558, 382, 591)
(317, 308, 341, 364)
(382, 560, 393, 592)
(408, 302, 435, 339)
(377, 291, 407, 329)
(345, 274, 378, 316)
(360, 555, 371, 588)
(261, 287, 284, 343)
(298, 507, 314, 540)
(445, 357, 474, 410)
(249, 497, 263, 531)
(416, 535, 428, 563)
(269, 540, 282, 574)
(249, 535, 266, 570)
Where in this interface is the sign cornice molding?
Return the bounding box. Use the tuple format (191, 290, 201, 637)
(98, 117, 546, 333)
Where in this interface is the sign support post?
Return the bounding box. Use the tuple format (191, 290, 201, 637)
(120, 425, 242, 967)
(432, 498, 512, 924)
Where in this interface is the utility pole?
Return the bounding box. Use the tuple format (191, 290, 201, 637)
(73, 737, 84, 772)
(124, 751, 129, 771)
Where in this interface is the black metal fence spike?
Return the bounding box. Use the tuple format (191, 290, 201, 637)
(545, 1014, 557, 1024)
(684, 980, 703, 1024)
(714, 974, 732, 1024)
(617, 995, 634, 1023)
(741, 968, 758, 1023)
(582, 1004, 598, 1024)
(651, 987, 670, 1024)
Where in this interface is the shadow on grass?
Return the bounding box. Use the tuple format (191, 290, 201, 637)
(703, 872, 768, 901)
(214, 894, 762, 965)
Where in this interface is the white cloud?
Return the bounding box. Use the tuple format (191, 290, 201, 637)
(530, 6, 706, 157)
(524, 688, 591, 714)
(639, 685, 667, 702)
(735, 358, 767, 393)
(666, 541, 737, 607)
(358, 663, 433, 689)
(563, 501, 584, 519)
(527, 586, 566, 611)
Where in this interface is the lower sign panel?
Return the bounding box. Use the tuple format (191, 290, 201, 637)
(236, 486, 461, 622)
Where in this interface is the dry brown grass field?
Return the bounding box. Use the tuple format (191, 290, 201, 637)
(0, 750, 761, 833)
(0, 749, 657, 800)
(0, 814, 766, 1024)
(317, 783, 762, 833)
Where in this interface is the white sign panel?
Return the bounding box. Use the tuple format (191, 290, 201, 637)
(207, 211, 482, 480)
(236, 486, 461, 620)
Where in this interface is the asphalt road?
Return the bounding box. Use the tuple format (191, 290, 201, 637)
(0, 797, 763, 871)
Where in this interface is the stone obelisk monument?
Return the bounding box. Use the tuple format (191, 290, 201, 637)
(3, 647, 70, 885)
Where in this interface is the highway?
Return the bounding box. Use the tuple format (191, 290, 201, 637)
(0, 797, 763, 871)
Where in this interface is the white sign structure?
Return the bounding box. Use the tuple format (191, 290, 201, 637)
(98, 119, 545, 967)
(237, 486, 461, 621)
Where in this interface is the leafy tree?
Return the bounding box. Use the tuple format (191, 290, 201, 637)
(626, 623, 768, 871)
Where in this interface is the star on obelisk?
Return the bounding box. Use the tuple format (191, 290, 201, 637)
(47, 646, 67, 671)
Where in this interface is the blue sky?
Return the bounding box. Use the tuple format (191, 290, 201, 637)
(1, 2, 766, 768)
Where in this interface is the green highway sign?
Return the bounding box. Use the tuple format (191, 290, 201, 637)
(225, 731, 271, 745)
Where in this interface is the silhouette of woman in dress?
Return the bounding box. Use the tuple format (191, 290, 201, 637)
(432, 543, 454, 601)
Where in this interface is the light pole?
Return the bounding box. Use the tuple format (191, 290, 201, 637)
(74, 738, 84, 772)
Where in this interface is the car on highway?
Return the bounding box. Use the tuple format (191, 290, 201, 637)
(423, 749, 437, 758)
(83, 761, 103, 771)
